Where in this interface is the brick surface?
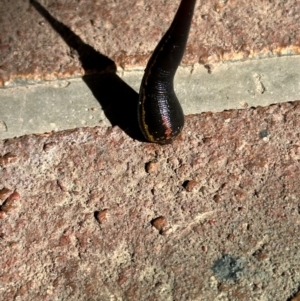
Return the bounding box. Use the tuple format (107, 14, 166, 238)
(1, 102, 300, 300)
(1, 0, 300, 86)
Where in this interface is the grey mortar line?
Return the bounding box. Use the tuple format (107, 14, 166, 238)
(0, 56, 300, 140)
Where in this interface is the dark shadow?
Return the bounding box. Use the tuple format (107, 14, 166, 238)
(30, 0, 144, 141)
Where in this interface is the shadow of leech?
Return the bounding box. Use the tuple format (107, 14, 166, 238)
(30, 0, 144, 141)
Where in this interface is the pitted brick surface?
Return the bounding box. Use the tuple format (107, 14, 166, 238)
(1, 102, 300, 300)
(1, 0, 300, 86)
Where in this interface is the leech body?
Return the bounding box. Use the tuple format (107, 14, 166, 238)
(138, 0, 197, 144)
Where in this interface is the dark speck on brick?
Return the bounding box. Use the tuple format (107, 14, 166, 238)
(259, 129, 269, 138)
(212, 254, 244, 282)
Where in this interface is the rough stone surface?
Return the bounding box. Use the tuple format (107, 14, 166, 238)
(1, 102, 300, 300)
(1, 0, 300, 86)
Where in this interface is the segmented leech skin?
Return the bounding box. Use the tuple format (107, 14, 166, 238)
(138, 0, 197, 144)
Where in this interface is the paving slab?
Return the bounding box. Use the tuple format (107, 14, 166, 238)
(1, 102, 300, 300)
(1, 0, 300, 86)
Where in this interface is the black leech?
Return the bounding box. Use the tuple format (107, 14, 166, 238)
(138, 0, 197, 144)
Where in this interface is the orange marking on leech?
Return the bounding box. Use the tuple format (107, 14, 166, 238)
(162, 115, 173, 139)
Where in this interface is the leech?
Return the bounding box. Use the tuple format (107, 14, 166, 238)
(138, 0, 197, 144)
